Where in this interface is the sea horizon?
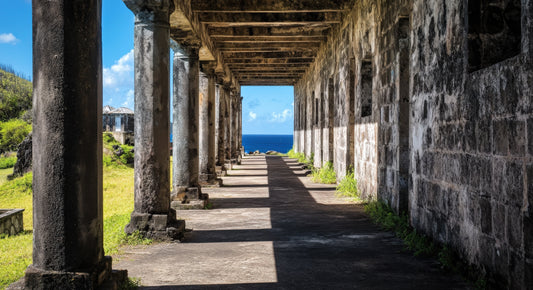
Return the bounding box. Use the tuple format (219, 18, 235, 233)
(242, 134, 293, 154)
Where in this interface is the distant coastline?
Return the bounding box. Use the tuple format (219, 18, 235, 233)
(242, 134, 293, 154)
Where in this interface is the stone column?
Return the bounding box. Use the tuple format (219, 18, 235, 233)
(26, 1, 126, 288)
(171, 43, 208, 208)
(198, 71, 209, 182)
(199, 63, 222, 186)
(223, 86, 232, 171)
(232, 93, 241, 163)
(227, 90, 235, 168)
(123, 0, 184, 240)
(238, 96, 243, 162)
(214, 84, 220, 167)
(216, 83, 227, 176)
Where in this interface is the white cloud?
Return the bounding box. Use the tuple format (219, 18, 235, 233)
(269, 109, 292, 123)
(0, 33, 18, 44)
(103, 49, 134, 88)
(103, 49, 135, 109)
(249, 111, 257, 121)
(122, 89, 134, 107)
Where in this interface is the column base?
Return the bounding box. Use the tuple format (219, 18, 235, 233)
(14, 256, 127, 290)
(216, 165, 227, 177)
(171, 187, 209, 210)
(225, 160, 233, 170)
(199, 173, 223, 187)
(125, 211, 185, 241)
(231, 157, 241, 166)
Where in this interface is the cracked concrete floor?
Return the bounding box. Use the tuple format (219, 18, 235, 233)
(114, 155, 470, 289)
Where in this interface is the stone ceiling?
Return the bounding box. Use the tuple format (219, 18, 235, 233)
(170, 0, 355, 86)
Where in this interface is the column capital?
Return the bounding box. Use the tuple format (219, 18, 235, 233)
(124, 0, 174, 25)
(123, 0, 174, 15)
(201, 61, 217, 76)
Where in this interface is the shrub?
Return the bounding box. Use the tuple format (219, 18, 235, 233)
(103, 133, 134, 168)
(0, 155, 16, 169)
(0, 119, 31, 152)
(336, 169, 358, 199)
(311, 161, 336, 184)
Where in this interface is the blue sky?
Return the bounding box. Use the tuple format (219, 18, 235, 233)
(0, 0, 294, 135)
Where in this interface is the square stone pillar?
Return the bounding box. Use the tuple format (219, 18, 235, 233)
(171, 43, 208, 208)
(199, 63, 222, 186)
(123, 0, 185, 240)
(24, 0, 126, 288)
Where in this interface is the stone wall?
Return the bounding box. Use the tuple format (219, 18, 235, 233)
(410, 0, 532, 287)
(294, 0, 532, 287)
(0, 209, 24, 236)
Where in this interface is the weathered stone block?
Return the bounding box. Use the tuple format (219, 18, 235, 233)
(527, 118, 533, 156)
(492, 244, 510, 286)
(476, 119, 492, 154)
(509, 250, 525, 290)
(499, 67, 521, 116)
(24, 266, 92, 290)
(526, 164, 533, 212)
(508, 120, 526, 155)
(152, 215, 168, 231)
(493, 120, 509, 156)
(468, 193, 481, 227)
(491, 158, 506, 202)
(464, 121, 477, 153)
(492, 202, 506, 242)
(480, 197, 492, 235)
(478, 234, 494, 268)
(524, 214, 533, 259)
(479, 157, 493, 194)
(507, 205, 523, 251)
(505, 162, 524, 206)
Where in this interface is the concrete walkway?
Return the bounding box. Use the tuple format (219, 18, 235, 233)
(115, 156, 469, 289)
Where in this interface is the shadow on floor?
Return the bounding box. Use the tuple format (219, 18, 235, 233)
(124, 156, 469, 289)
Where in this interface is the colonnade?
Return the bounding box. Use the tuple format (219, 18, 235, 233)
(25, 0, 242, 288)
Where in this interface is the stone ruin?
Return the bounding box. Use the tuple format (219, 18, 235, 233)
(18, 0, 532, 289)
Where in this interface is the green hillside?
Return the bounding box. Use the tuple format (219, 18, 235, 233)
(0, 65, 32, 122)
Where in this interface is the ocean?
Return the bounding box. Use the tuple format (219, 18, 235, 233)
(242, 134, 293, 154)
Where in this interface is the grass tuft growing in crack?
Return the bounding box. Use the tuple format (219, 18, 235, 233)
(364, 200, 486, 288)
(335, 169, 359, 200)
(311, 161, 336, 184)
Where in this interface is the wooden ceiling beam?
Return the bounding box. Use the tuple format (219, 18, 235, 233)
(197, 12, 342, 25)
(223, 51, 316, 59)
(191, 0, 353, 13)
(207, 25, 330, 37)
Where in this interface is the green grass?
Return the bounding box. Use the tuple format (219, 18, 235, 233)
(0, 173, 33, 289)
(287, 148, 306, 163)
(364, 200, 486, 288)
(0, 139, 148, 289)
(336, 169, 359, 200)
(287, 148, 315, 171)
(0, 156, 16, 169)
(311, 161, 336, 184)
(0, 167, 13, 185)
(122, 277, 142, 289)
